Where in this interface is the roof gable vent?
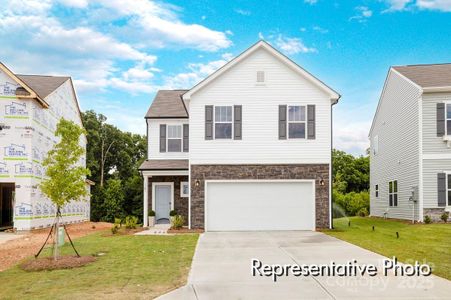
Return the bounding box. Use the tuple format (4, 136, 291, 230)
(257, 71, 265, 83)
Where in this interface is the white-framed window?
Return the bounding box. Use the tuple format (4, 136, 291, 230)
(389, 180, 398, 207)
(373, 135, 379, 155)
(257, 71, 265, 83)
(214, 106, 232, 139)
(446, 103, 451, 136)
(181, 181, 189, 197)
(375, 184, 379, 198)
(288, 105, 306, 139)
(167, 125, 182, 152)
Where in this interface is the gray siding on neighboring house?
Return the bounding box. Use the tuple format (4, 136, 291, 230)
(422, 93, 451, 153)
(423, 159, 451, 209)
(370, 70, 422, 220)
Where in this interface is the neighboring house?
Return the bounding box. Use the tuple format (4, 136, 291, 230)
(369, 63, 451, 222)
(0, 62, 92, 230)
(139, 41, 340, 231)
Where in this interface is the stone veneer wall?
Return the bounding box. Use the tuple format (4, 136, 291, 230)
(148, 176, 189, 225)
(423, 208, 446, 222)
(190, 164, 330, 229)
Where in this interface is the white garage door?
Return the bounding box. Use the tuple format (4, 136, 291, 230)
(205, 181, 315, 231)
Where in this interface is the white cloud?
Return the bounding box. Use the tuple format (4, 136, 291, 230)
(333, 120, 371, 155)
(312, 26, 328, 33)
(95, 0, 232, 51)
(383, 0, 412, 11)
(304, 0, 318, 4)
(57, 0, 89, 8)
(274, 35, 317, 55)
(384, 0, 451, 12)
(162, 53, 234, 89)
(349, 6, 373, 22)
(235, 8, 251, 16)
(416, 0, 451, 11)
(123, 65, 155, 81)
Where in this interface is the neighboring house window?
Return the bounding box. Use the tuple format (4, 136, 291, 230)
(447, 104, 451, 136)
(288, 105, 306, 139)
(373, 135, 379, 155)
(181, 181, 189, 197)
(167, 125, 182, 152)
(389, 180, 398, 207)
(215, 106, 232, 139)
(375, 184, 379, 197)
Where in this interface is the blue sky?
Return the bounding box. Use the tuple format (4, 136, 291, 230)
(1, 0, 451, 155)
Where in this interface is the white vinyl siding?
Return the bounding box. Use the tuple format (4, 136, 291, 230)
(147, 119, 189, 159)
(369, 70, 421, 220)
(422, 93, 451, 153)
(188, 48, 332, 164)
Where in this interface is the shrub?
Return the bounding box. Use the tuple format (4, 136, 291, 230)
(424, 215, 432, 224)
(111, 224, 119, 234)
(440, 212, 449, 223)
(125, 215, 138, 229)
(148, 210, 155, 217)
(357, 207, 369, 217)
(333, 190, 369, 217)
(114, 218, 122, 226)
(171, 215, 185, 229)
(170, 210, 177, 217)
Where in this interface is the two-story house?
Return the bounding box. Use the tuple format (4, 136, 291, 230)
(139, 41, 340, 231)
(369, 64, 451, 222)
(0, 62, 91, 230)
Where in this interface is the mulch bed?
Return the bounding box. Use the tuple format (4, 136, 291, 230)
(102, 227, 145, 237)
(0, 222, 112, 272)
(19, 255, 96, 271)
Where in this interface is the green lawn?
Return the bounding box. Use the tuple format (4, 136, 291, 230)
(324, 217, 451, 280)
(0, 232, 199, 300)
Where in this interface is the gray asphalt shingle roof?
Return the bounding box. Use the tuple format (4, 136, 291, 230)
(16, 74, 70, 99)
(393, 64, 451, 88)
(139, 159, 189, 170)
(145, 90, 188, 118)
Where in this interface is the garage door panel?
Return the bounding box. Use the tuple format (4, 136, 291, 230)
(206, 181, 315, 231)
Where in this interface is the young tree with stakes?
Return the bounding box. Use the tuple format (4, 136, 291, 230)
(38, 119, 90, 261)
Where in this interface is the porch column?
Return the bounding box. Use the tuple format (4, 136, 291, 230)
(143, 175, 149, 227)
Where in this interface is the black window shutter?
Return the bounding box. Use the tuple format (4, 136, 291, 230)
(279, 105, 287, 139)
(205, 105, 213, 140)
(234, 105, 242, 140)
(437, 103, 445, 137)
(159, 124, 166, 152)
(183, 124, 189, 152)
(438, 173, 446, 207)
(307, 105, 316, 139)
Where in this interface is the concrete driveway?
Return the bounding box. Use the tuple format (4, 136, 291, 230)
(158, 231, 451, 299)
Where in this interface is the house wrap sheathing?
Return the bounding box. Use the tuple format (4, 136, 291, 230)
(0, 63, 90, 230)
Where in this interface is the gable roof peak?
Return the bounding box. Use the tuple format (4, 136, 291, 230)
(183, 40, 340, 102)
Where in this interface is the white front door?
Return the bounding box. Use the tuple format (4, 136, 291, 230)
(155, 185, 172, 223)
(205, 180, 315, 231)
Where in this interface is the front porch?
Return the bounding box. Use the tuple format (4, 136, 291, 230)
(139, 159, 189, 227)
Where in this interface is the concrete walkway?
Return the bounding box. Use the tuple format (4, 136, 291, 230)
(157, 231, 451, 299)
(135, 224, 171, 236)
(0, 232, 26, 245)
